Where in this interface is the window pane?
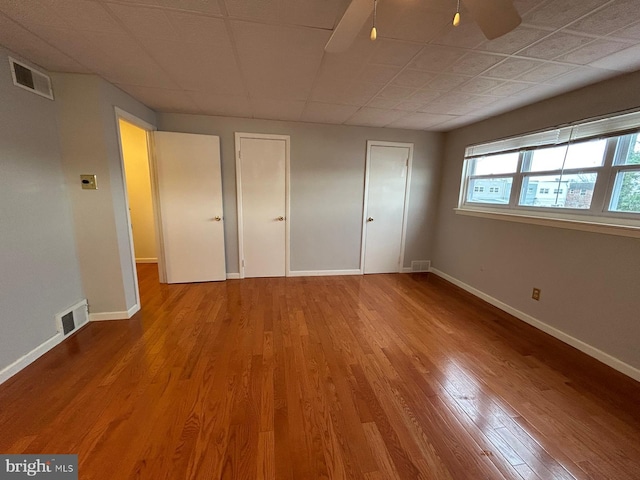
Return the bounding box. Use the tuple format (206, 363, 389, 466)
(614, 133, 640, 166)
(527, 139, 606, 172)
(609, 170, 640, 213)
(471, 152, 519, 175)
(520, 173, 597, 209)
(467, 178, 513, 204)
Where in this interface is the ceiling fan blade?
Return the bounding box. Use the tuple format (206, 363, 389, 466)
(325, 0, 374, 53)
(462, 0, 522, 40)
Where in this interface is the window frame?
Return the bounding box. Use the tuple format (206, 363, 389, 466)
(458, 115, 640, 236)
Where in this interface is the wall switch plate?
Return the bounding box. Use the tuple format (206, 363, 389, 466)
(80, 174, 97, 190)
(532, 288, 541, 301)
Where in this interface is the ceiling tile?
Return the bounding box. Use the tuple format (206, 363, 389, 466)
(460, 78, 504, 94)
(478, 26, 550, 54)
(518, 32, 593, 59)
(484, 58, 543, 79)
(613, 21, 640, 40)
(382, 7, 450, 43)
(548, 66, 621, 87)
(421, 102, 480, 116)
(105, 4, 174, 39)
(391, 70, 435, 89)
(186, 91, 253, 117)
(232, 20, 329, 58)
(425, 74, 472, 91)
(513, 0, 547, 16)
(387, 113, 457, 130)
(312, 80, 381, 106)
(0, 14, 87, 72)
(367, 97, 400, 109)
(394, 100, 430, 112)
(432, 114, 482, 130)
(556, 40, 634, 65)
(407, 89, 442, 103)
(1, 0, 120, 32)
(408, 45, 466, 72)
(113, 0, 223, 16)
(517, 62, 576, 82)
(524, 0, 606, 29)
(345, 107, 405, 127)
(232, 21, 329, 101)
(116, 84, 199, 113)
(78, 30, 178, 88)
(376, 85, 415, 100)
(407, 88, 443, 104)
(369, 40, 423, 67)
(445, 53, 505, 75)
(224, 0, 346, 29)
(487, 81, 536, 97)
(166, 13, 234, 46)
(589, 44, 640, 72)
(252, 99, 306, 121)
(301, 102, 360, 124)
(431, 21, 487, 49)
(567, 0, 640, 36)
(357, 64, 402, 85)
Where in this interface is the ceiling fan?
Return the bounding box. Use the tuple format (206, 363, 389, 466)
(325, 0, 522, 53)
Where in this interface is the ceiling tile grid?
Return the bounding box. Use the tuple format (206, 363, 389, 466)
(0, 0, 639, 131)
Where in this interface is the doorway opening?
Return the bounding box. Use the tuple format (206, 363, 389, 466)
(115, 108, 163, 312)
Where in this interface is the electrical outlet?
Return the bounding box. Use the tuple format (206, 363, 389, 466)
(532, 288, 541, 301)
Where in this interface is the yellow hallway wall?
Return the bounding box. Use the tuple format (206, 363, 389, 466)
(120, 119, 157, 262)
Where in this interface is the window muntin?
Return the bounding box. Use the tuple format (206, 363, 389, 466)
(461, 125, 640, 223)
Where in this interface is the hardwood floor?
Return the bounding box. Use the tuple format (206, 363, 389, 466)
(1, 265, 639, 479)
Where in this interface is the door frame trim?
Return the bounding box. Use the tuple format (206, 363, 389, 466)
(360, 140, 414, 274)
(114, 107, 161, 314)
(235, 132, 291, 279)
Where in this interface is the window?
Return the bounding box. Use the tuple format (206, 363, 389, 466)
(459, 111, 640, 233)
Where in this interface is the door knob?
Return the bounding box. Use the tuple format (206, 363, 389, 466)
(367, 217, 374, 222)
(277, 216, 285, 221)
(214, 216, 222, 221)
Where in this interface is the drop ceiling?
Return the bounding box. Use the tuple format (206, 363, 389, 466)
(2, 0, 640, 131)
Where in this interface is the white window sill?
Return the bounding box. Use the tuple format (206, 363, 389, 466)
(455, 207, 640, 239)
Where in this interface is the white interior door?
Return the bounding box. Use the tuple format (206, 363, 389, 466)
(362, 142, 413, 274)
(236, 133, 289, 278)
(153, 131, 226, 283)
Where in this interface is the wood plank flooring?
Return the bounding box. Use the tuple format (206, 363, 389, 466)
(1, 264, 639, 479)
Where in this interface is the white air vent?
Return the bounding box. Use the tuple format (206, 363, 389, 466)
(55, 300, 89, 338)
(411, 260, 431, 272)
(9, 57, 54, 100)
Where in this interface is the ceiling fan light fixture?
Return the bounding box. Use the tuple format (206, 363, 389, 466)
(453, 0, 461, 26)
(370, 0, 378, 41)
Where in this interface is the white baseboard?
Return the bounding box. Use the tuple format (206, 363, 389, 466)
(89, 303, 139, 322)
(135, 258, 158, 264)
(0, 333, 63, 385)
(429, 268, 640, 383)
(401, 267, 412, 273)
(226, 273, 240, 279)
(288, 269, 362, 277)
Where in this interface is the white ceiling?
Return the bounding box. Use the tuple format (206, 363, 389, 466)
(2, 0, 640, 131)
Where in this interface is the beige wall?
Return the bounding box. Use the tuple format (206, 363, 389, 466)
(433, 70, 640, 375)
(119, 120, 157, 262)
